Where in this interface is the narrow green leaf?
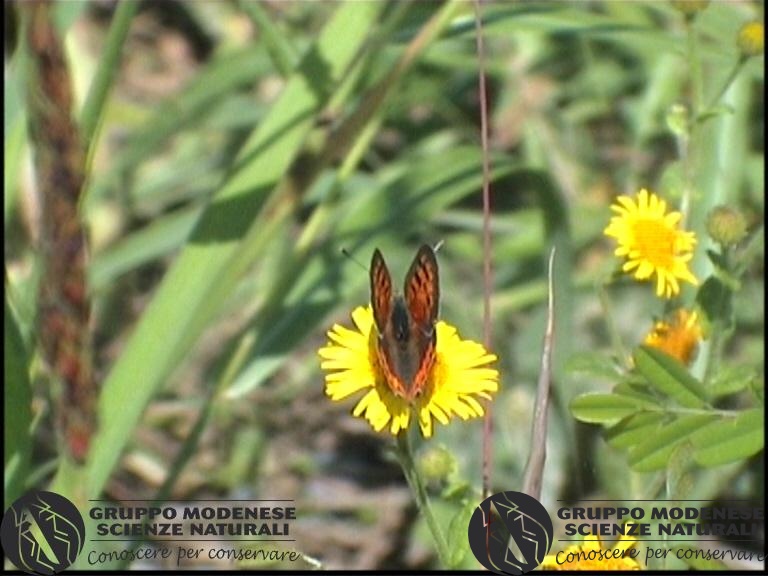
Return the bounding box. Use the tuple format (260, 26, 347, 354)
(239, 0, 298, 77)
(629, 414, 716, 472)
(89, 207, 202, 291)
(4, 297, 32, 508)
(695, 104, 735, 125)
(4, 114, 27, 222)
(340, 146, 507, 235)
(634, 346, 708, 408)
(226, 300, 335, 399)
(79, 1, 139, 150)
(691, 409, 764, 467)
(606, 412, 668, 449)
(570, 393, 658, 424)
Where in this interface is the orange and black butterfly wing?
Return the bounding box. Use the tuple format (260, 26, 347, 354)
(405, 245, 440, 329)
(371, 248, 408, 398)
(403, 245, 440, 397)
(370, 248, 393, 334)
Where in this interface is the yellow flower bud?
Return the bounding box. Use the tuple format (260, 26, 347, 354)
(738, 21, 764, 58)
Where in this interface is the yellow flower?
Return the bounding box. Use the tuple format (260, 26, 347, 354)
(318, 305, 498, 437)
(738, 21, 764, 57)
(540, 529, 642, 571)
(604, 189, 698, 298)
(644, 309, 703, 365)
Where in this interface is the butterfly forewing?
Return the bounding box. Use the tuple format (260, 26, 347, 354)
(370, 249, 393, 334)
(405, 245, 439, 329)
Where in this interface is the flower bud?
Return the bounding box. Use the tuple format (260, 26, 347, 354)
(706, 205, 748, 246)
(418, 445, 457, 485)
(666, 103, 689, 138)
(737, 21, 764, 58)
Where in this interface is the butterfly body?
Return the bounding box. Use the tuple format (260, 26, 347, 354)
(370, 246, 439, 401)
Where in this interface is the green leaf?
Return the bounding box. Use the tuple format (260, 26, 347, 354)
(605, 412, 667, 449)
(696, 276, 734, 329)
(750, 378, 764, 405)
(446, 500, 475, 568)
(634, 346, 708, 408)
(570, 393, 659, 424)
(4, 113, 26, 222)
(613, 379, 663, 404)
(565, 351, 623, 381)
(4, 297, 32, 509)
(226, 299, 335, 398)
(705, 248, 729, 274)
(708, 365, 756, 398)
(628, 414, 716, 472)
(89, 206, 202, 291)
(691, 409, 764, 467)
(695, 103, 735, 125)
(79, 2, 139, 150)
(239, 0, 298, 77)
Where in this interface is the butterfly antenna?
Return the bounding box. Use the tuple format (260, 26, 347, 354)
(432, 239, 445, 254)
(341, 247, 369, 272)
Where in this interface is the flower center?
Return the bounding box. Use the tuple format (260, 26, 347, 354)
(633, 218, 677, 267)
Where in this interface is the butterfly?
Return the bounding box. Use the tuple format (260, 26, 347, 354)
(370, 245, 440, 402)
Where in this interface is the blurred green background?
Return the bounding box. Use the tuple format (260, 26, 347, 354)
(4, 0, 764, 570)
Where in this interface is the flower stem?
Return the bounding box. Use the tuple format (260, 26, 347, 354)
(700, 58, 746, 120)
(679, 17, 700, 223)
(395, 433, 451, 567)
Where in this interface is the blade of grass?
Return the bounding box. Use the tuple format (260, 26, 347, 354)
(239, 0, 298, 77)
(3, 115, 26, 221)
(4, 296, 33, 508)
(89, 206, 202, 291)
(83, 44, 272, 208)
(79, 1, 138, 154)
